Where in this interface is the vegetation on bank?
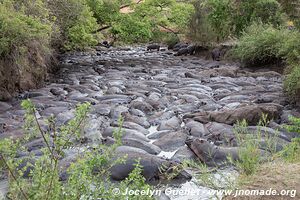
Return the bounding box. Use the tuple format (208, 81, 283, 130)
(183, 114, 300, 199)
(1, 1, 300, 101)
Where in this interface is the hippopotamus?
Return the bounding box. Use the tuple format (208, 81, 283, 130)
(211, 48, 221, 61)
(186, 137, 240, 166)
(174, 48, 189, 56)
(147, 44, 160, 51)
(173, 43, 188, 51)
(109, 146, 191, 182)
(186, 137, 268, 166)
(187, 45, 196, 55)
(101, 40, 110, 48)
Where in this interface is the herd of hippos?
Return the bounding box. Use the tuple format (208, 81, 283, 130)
(100, 40, 222, 61)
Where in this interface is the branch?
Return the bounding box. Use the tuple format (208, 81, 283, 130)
(33, 111, 54, 159)
(158, 25, 179, 34)
(0, 154, 29, 200)
(93, 25, 111, 33)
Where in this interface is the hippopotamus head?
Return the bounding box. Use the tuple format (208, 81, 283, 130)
(186, 137, 216, 163)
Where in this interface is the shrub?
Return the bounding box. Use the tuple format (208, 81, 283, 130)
(47, 0, 99, 50)
(232, 120, 261, 175)
(188, 0, 217, 45)
(233, 0, 284, 35)
(0, 2, 51, 56)
(201, 0, 234, 41)
(0, 100, 154, 199)
(280, 116, 300, 162)
(284, 65, 300, 101)
(231, 23, 299, 66)
(111, 14, 153, 44)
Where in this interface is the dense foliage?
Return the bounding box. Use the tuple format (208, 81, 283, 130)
(0, 1, 52, 56)
(189, 0, 285, 43)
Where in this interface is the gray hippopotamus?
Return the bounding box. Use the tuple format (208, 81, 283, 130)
(173, 43, 189, 51)
(110, 146, 191, 182)
(211, 48, 221, 61)
(147, 44, 160, 51)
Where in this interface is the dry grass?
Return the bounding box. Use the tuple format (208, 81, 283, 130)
(225, 160, 300, 200)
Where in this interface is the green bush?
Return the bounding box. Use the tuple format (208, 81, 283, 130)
(0, 100, 154, 199)
(111, 14, 153, 44)
(0, 2, 51, 56)
(191, 0, 284, 43)
(233, 0, 284, 35)
(48, 0, 99, 50)
(231, 23, 299, 65)
(280, 116, 300, 162)
(284, 65, 300, 100)
(201, 0, 234, 41)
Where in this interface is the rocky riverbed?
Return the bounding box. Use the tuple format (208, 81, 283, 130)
(0, 46, 299, 199)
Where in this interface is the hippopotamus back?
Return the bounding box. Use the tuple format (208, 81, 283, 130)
(147, 44, 160, 51)
(211, 48, 221, 61)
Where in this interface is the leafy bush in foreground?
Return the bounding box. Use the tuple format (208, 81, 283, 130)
(280, 116, 300, 162)
(0, 100, 153, 200)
